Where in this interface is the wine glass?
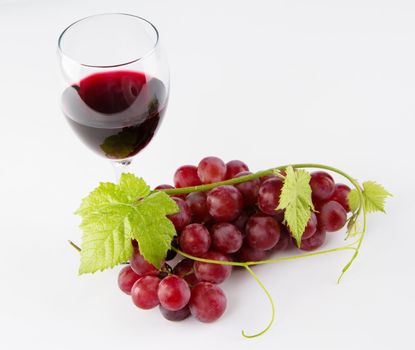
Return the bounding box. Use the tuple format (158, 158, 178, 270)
(58, 13, 169, 180)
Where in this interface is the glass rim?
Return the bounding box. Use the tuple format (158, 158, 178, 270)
(57, 13, 160, 68)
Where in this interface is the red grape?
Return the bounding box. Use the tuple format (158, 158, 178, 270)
(318, 201, 347, 232)
(159, 305, 191, 321)
(197, 156, 226, 184)
(234, 243, 267, 262)
(234, 206, 257, 229)
(185, 192, 211, 223)
(232, 208, 252, 233)
(233, 171, 260, 206)
(312, 196, 326, 212)
(225, 160, 249, 179)
(330, 183, 351, 212)
(173, 258, 199, 286)
(274, 209, 285, 223)
(310, 171, 335, 201)
(130, 247, 160, 276)
(157, 275, 191, 311)
(194, 251, 232, 284)
(211, 223, 243, 254)
(118, 265, 141, 295)
(174, 165, 201, 188)
(260, 174, 276, 183)
(189, 282, 227, 322)
(165, 237, 178, 261)
(179, 223, 211, 257)
(301, 212, 318, 240)
(131, 239, 138, 249)
(272, 225, 292, 251)
(131, 276, 160, 309)
(155, 184, 174, 190)
(298, 229, 326, 251)
(167, 197, 191, 232)
(246, 213, 280, 251)
(206, 185, 243, 222)
(258, 178, 283, 215)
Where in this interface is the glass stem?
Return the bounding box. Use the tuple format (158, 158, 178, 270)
(111, 159, 132, 182)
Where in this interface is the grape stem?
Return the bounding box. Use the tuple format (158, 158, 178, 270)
(163, 163, 366, 281)
(70, 163, 367, 338)
(68, 240, 81, 252)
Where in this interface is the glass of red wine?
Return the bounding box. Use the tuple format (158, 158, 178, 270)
(58, 13, 169, 179)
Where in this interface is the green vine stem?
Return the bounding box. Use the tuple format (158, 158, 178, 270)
(173, 244, 358, 268)
(70, 163, 367, 338)
(163, 163, 366, 279)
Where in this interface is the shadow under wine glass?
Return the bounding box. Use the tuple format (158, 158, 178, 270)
(58, 13, 169, 180)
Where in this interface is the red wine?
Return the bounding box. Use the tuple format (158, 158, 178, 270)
(61, 71, 167, 159)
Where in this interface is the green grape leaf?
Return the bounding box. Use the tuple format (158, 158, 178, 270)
(118, 173, 150, 201)
(75, 174, 178, 274)
(348, 181, 392, 214)
(273, 168, 286, 179)
(348, 188, 360, 212)
(361, 181, 392, 213)
(277, 166, 314, 246)
(127, 191, 179, 267)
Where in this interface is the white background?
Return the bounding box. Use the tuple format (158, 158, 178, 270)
(0, 0, 414, 349)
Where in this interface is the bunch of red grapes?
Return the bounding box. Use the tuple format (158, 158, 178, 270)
(118, 157, 351, 323)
